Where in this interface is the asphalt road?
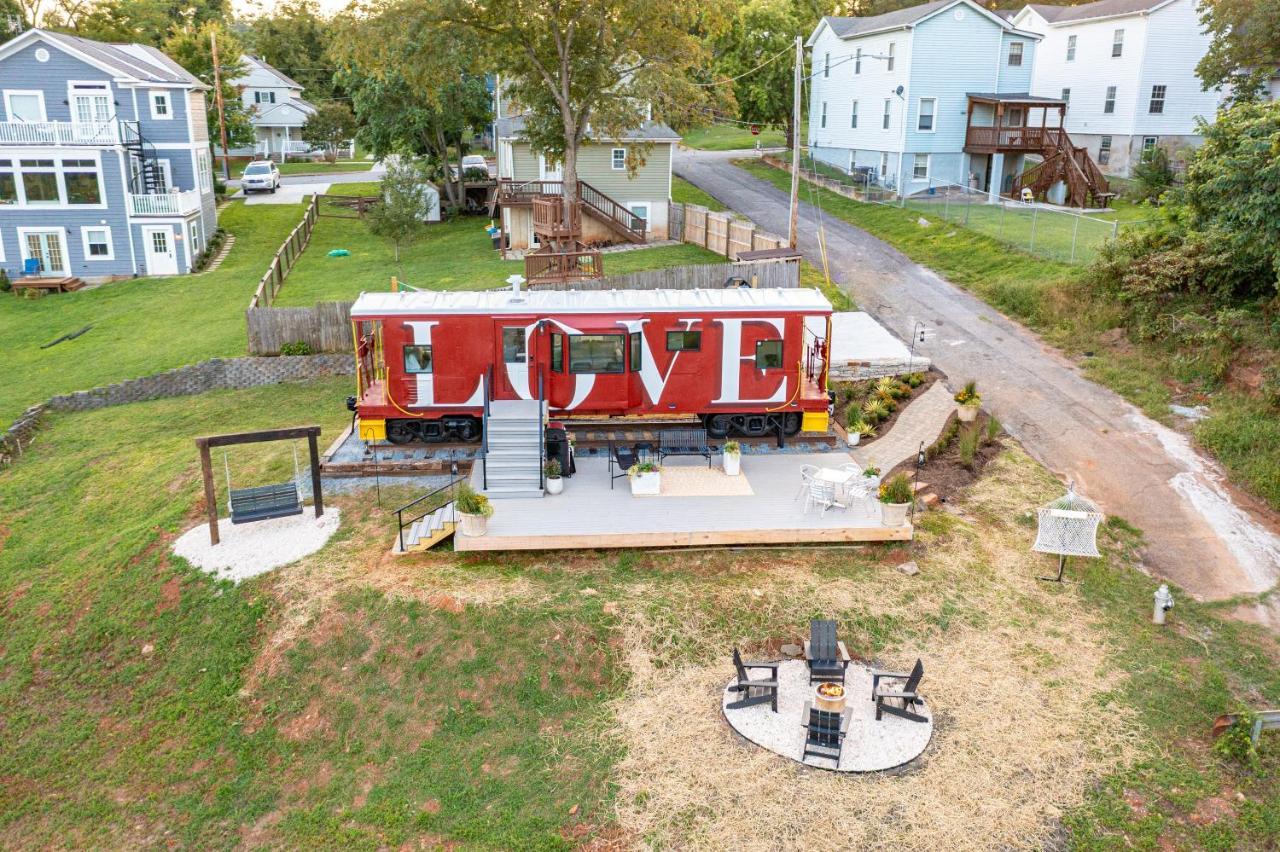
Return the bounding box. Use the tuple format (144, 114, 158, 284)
(676, 148, 1280, 622)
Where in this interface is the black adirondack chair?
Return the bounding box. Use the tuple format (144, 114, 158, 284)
(726, 646, 780, 712)
(804, 619, 852, 684)
(801, 701, 853, 764)
(870, 658, 927, 723)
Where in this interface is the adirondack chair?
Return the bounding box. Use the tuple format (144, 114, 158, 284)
(804, 619, 852, 684)
(801, 701, 853, 764)
(870, 658, 927, 723)
(726, 646, 780, 712)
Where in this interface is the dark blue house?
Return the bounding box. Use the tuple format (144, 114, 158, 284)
(0, 28, 218, 282)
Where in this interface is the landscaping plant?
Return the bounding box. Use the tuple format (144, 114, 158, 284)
(954, 380, 981, 407)
(878, 473, 913, 504)
(543, 458, 562, 479)
(454, 482, 493, 517)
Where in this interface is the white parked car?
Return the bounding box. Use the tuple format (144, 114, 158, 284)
(241, 160, 280, 194)
(456, 154, 492, 179)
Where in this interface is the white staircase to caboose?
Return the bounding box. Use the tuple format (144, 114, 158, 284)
(479, 398, 545, 499)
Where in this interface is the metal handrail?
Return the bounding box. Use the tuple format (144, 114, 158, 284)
(538, 366, 546, 491)
(394, 465, 463, 554)
(482, 366, 492, 490)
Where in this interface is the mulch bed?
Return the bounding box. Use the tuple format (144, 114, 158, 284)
(831, 370, 941, 443)
(886, 411, 1004, 507)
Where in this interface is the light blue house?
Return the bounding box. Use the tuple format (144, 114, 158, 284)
(806, 0, 1060, 200)
(0, 28, 218, 282)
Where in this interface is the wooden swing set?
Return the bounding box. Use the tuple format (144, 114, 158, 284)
(194, 426, 324, 546)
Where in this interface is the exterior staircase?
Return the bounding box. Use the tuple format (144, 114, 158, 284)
(120, 120, 165, 194)
(479, 398, 545, 499)
(396, 501, 458, 553)
(1011, 131, 1114, 208)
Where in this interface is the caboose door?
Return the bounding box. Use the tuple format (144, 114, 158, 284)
(493, 319, 540, 401)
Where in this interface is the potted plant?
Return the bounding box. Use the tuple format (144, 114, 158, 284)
(454, 483, 494, 537)
(878, 473, 914, 527)
(845, 419, 864, 447)
(954, 381, 981, 422)
(628, 460, 661, 496)
(722, 440, 742, 476)
(544, 458, 563, 495)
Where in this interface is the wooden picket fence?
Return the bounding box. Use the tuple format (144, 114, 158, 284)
(678, 204, 786, 259)
(533, 259, 798, 291)
(248, 194, 319, 309)
(247, 301, 354, 355)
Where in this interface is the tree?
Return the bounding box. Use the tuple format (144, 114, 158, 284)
(1197, 0, 1280, 102)
(301, 102, 356, 163)
(58, 0, 228, 45)
(1130, 145, 1175, 203)
(367, 157, 434, 270)
(162, 22, 255, 149)
(713, 0, 809, 150)
(244, 0, 342, 101)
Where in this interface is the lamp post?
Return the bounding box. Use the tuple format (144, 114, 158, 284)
(908, 321, 932, 371)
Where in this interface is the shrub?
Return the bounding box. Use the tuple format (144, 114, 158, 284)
(844, 401, 863, 426)
(628, 460, 660, 475)
(874, 376, 900, 397)
(904, 372, 925, 388)
(856, 422, 876, 438)
(1261, 364, 1280, 411)
(1132, 145, 1176, 203)
(954, 381, 980, 406)
(0, 269, 9, 292)
(723, 440, 741, 454)
(878, 473, 913, 504)
(544, 458, 562, 478)
(958, 425, 982, 470)
(280, 341, 314, 356)
(985, 415, 1002, 443)
(455, 482, 493, 517)
(862, 398, 889, 424)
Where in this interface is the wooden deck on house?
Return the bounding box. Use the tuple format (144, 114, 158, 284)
(455, 452, 912, 551)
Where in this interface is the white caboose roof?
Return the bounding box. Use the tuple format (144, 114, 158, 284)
(350, 287, 834, 317)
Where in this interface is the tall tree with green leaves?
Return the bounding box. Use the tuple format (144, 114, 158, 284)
(714, 0, 810, 150)
(58, 0, 228, 45)
(1197, 0, 1280, 102)
(162, 21, 255, 148)
(301, 101, 357, 162)
(367, 157, 435, 270)
(244, 0, 341, 101)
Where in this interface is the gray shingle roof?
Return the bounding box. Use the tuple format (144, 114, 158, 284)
(36, 30, 205, 87)
(821, 0, 954, 38)
(1025, 0, 1168, 24)
(497, 114, 680, 142)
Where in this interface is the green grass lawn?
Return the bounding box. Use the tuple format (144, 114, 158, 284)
(0, 377, 1275, 847)
(227, 156, 375, 177)
(683, 124, 787, 151)
(671, 175, 726, 211)
(0, 200, 305, 424)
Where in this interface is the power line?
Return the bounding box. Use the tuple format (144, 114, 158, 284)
(692, 43, 794, 87)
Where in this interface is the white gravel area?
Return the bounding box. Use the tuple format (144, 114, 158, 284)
(723, 659, 932, 772)
(172, 508, 341, 583)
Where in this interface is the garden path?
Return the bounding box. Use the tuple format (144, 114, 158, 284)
(851, 382, 956, 474)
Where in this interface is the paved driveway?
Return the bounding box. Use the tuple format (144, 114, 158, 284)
(676, 148, 1280, 622)
(238, 182, 330, 204)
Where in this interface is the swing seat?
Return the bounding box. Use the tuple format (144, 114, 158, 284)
(229, 482, 302, 524)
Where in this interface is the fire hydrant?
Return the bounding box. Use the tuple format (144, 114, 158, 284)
(1153, 584, 1174, 625)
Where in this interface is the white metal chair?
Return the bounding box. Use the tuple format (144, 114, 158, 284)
(794, 464, 821, 501)
(804, 479, 846, 516)
(838, 464, 876, 516)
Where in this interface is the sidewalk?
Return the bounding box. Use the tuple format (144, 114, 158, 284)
(850, 382, 955, 473)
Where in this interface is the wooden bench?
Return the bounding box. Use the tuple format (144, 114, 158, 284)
(658, 428, 718, 467)
(1093, 192, 1117, 208)
(229, 482, 302, 524)
(12, 276, 84, 295)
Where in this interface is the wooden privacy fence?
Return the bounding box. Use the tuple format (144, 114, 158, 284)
(318, 194, 381, 219)
(247, 301, 354, 355)
(534, 259, 798, 291)
(678, 204, 787, 259)
(248, 194, 319, 309)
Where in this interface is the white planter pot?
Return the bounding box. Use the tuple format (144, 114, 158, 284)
(630, 471, 661, 496)
(458, 512, 489, 537)
(545, 476, 563, 495)
(846, 431, 861, 448)
(956, 404, 979, 423)
(723, 452, 741, 476)
(881, 501, 910, 527)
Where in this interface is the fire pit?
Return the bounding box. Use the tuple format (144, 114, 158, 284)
(815, 681, 847, 712)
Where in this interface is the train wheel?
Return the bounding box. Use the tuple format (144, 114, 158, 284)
(705, 414, 732, 438)
(386, 420, 416, 444)
(782, 413, 802, 435)
(453, 418, 481, 442)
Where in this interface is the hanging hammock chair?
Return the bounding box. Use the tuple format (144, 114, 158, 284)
(224, 443, 304, 525)
(1032, 485, 1104, 558)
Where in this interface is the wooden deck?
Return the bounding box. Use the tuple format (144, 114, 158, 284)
(455, 452, 912, 551)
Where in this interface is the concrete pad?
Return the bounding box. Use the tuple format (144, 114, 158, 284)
(241, 182, 330, 204)
(172, 508, 340, 582)
(807, 311, 929, 370)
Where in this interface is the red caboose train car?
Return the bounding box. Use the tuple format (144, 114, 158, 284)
(348, 286, 833, 443)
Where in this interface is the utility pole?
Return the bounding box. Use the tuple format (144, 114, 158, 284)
(788, 35, 802, 249)
(210, 31, 231, 181)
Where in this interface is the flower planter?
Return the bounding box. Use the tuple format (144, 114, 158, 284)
(630, 471, 661, 496)
(458, 512, 489, 537)
(723, 452, 741, 477)
(956, 404, 979, 423)
(846, 432, 861, 447)
(546, 476, 564, 495)
(881, 501, 910, 527)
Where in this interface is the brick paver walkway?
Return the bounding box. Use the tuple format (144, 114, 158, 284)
(851, 382, 955, 473)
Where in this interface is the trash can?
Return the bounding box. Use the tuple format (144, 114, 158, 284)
(545, 422, 574, 477)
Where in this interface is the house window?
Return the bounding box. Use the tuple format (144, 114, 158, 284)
(1061, 88, 1070, 103)
(1142, 136, 1158, 156)
(1003, 107, 1024, 127)
(917, 98, 935, 131)
(1098, 135, 1112, 165)
(551, 334, 564, 372)
(62, 160, 101, 205)
(851, 100, 858, 128)
(18, 159, 57, 204)
(1008, 41, 1023, 66)
(629, 332, 642, 372)
(1066, 34, 1076, 61)
(755, 339, 783, 369)
(197, 150, 212, 192)
(879, 151, 888, 178)
(4, 90, 45, 122)
(1149, 85, 1166, 114)
(887, 42, 894, 71)
(1104, 86, 1116, 114)
(882, 99, 891, 130)
(254, 90, 276, 104)
(403, 344, 432, 373)
(854, 48, 861, 75)
(0, 160, 15, 204)
(189, 220, 202, 255)
(569, 334, 625, 374)
(666, 330, 701, 351)
(628, 203, 649, 229)
(502, 328, 526, 362)
(820, 101, 827, 129)
(824, 52, 830, 78)
(1112, 29, 1124, 57)
(81, 226, 113, 260)
(150, 90, 170, 119)
(913, 153, 929, 180)
(611, 147, 626, 170)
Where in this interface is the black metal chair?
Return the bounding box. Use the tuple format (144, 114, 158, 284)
(608, 440, 637, 490)
(871, 658, 927, 723)
(726, 647, 780, 712)
(804, 619, 851, 684)
(801, 701, 852, 763)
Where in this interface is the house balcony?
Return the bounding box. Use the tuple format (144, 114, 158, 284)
(0, 120, 122, 146)
(532, 195, 582, 240)
(963, 126, 1069, 154)
(129, 189, 203, 217)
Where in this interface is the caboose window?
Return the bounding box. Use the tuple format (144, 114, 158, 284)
(403, 344, 432, 374)
(629, 333, 642, 372)
(569, 334, 625, 374)
(502, 328, 526, 362)
(551, 334, 564, 372)
(666, 331, 701, 351)
(755, 339, 783, 369)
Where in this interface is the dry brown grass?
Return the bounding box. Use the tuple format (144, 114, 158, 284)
(607, 448, 1143, 849)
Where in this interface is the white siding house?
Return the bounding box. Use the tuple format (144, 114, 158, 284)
(228, 56, 318, 160)
(1013, 0, 1225, 176)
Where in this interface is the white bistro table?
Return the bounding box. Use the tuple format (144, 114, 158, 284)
(815, 467, 877, 515)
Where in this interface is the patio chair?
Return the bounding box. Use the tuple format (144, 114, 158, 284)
(794, 464, 820, 501)
(800, 701, 853, 764)
(803, 478, 846, 516)
(608, 440, 637, 490)
(805, 619, 851, 684)
(870, 658, 927, 723)
(838, 464, 876, 515)
(726, 646, 780, 712)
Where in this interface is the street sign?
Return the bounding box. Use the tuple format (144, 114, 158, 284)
(750, 124, 761, 136)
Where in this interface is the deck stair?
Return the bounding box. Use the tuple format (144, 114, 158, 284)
(1011, 132, 1113, 208)
(499, 178, 647, 244)
(481, 398, 545, 499)
(396, 501, 459, 552)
